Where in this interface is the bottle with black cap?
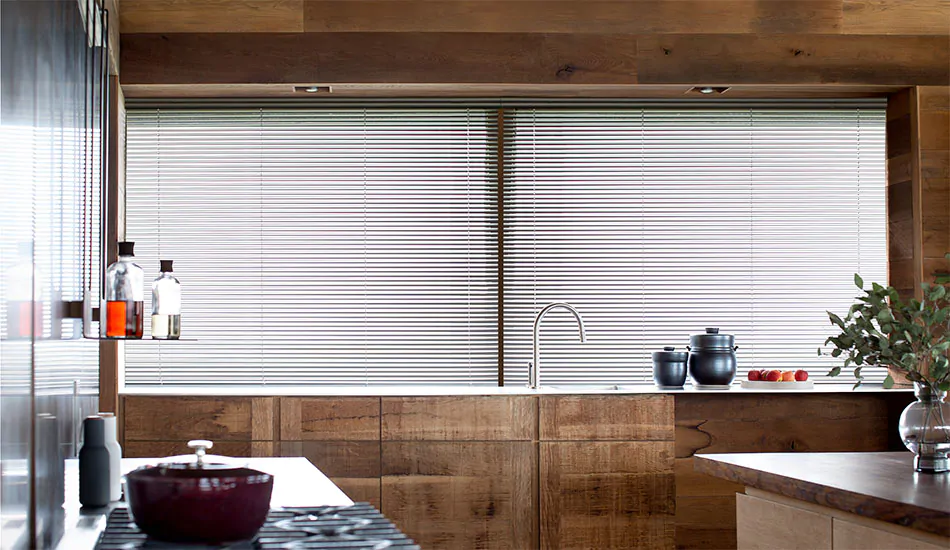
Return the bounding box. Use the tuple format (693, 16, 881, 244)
(103, 241, 144, 338)
(78, 416, 111, 507)
(151, 259, 181, 339)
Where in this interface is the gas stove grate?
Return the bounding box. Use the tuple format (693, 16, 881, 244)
(95, 504, 420, 549)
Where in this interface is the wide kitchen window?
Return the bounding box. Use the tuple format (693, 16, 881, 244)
(125, 108, 499, 385)
(125, 102, 886, 387)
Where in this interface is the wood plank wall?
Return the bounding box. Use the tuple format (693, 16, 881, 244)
(887, 86, 950, 298)
(121, 392, 910, 549)
(918, 86, 950, 284)
(117, 0, 949, 92)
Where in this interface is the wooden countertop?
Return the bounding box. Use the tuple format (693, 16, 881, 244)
(695, 452, 950, 538)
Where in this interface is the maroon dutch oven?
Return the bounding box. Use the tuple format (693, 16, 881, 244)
(124, 440, 274, 543)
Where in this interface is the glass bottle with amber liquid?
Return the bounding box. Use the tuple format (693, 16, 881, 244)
(102, 241, 144, 339)
(151, 260, 181, 339)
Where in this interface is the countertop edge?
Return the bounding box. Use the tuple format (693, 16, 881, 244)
(694, 453, 950, 538)
(117, 383, 909, 397)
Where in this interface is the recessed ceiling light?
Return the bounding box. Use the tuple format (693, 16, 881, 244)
(687, 86, 731, 96)
(294, 85, 332, 94)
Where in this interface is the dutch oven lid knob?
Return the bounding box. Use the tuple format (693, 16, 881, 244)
(187, 439, 214, 466)
(663, 346, 675, 351)
(705, 327, 719, 334)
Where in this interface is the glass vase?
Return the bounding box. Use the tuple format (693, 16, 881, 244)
(899, 382, 950, 473)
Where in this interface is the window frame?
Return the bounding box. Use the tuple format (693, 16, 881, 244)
(116, 99, 890, 390)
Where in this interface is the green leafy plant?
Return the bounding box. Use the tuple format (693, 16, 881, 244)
(821, 274, 950, 391)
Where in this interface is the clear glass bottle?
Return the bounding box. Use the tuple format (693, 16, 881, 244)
(151, 259, 181, 340)
(103, 241, 144, 339)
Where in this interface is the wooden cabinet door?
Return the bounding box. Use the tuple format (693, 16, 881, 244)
(833, 518, 949, 550)
(736, 492, 831, 550)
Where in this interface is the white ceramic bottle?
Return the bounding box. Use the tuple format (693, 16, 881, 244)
(98, 412, 123, 501)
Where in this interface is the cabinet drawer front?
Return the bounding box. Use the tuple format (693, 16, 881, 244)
(737, 492, 831, 550)
(833, 518, 949, 550)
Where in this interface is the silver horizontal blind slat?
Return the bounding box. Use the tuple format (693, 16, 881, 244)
(502, 108, 887, 385)
(125, 108, 499, 386)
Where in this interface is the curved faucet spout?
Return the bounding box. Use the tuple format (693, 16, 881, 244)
(530, 302, 587, 389)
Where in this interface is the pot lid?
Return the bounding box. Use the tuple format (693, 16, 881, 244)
(652, 346, 687, 361)
(689, 327, 735, 349)
(127, 440, 270, 480)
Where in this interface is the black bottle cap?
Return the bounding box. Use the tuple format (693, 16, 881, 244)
(160, 260, 173, 273)
(117, 242, 135, 257)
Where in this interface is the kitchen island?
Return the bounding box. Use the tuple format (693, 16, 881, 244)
(695, 452, 950, 549)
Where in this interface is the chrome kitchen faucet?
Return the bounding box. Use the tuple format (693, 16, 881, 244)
(530, 302, 587, 389)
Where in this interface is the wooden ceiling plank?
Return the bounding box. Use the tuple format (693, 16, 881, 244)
(120, 0, 305, 33)
(636, 34, 950, 85)
(842, 0, 950, 35)
(301, 0, 843, 35)
(119, 32, 640, 85)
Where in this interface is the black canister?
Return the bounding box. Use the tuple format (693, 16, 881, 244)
(79, 416, 111, 507)
(687, 327, 738, 386)
(652, 346, 688, 388)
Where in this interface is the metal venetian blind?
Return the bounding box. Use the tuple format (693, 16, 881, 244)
(502, 106, 887, 385)
(125, 107, 498, 386)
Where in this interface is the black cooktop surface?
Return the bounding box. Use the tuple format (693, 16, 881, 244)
(95, 503, 420, 549)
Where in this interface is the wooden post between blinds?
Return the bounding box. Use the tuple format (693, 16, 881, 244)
(497, 108, 505, 386)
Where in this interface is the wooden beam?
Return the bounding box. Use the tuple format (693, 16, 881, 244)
(120, 83, 901, 99)
(120, 32, 948, 87)
(302, 0, 844, 34)
(636, 34, 950, 85)
(842, 0, 950, 35)
(119, 1, 950, 36)
(120, 0, 305, 33)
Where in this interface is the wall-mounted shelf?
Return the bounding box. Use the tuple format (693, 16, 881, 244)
(90, 338, 197, 342)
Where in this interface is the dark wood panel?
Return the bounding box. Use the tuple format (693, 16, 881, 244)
(120, 31, 949, 87)
(120, 0, 304, 33)
(636, 34, 949, 85)
(889, 217, 916, 262)
(125, 439, 253, 458)
(842, 0, 950, 34)
(381, 396, 535, 441)
(539, 395, 674, 441)
(886, 114, 914, 159)
(674, 394, 889, 458)
(675, 495, 737, 550)
(540, 441, 675, 549)
(381, 441, 536, 549)
(888, 180, 915, 223)
(124, 396, 266, 441)
(921, 147, 949, 261)
(120, 32, 638, 85)
(889, 258, 916, 298)
(279, 440, 381, 506)
(279, 397, 379, 441)
(279, 441, 380, 478)
(918, 85, 950, 112)
(333, 477, 381, 508)
(887, 153, 914, 186)
(303, 0, 843, 34)
(674, 458, 744, 498)
(674, 393, 894, 549)
(120, 82, 899, 99)
(919, 112, 950, 153)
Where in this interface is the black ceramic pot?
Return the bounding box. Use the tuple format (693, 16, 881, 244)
(652, 346, 688, 388)
(687, 328, 738, 386)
